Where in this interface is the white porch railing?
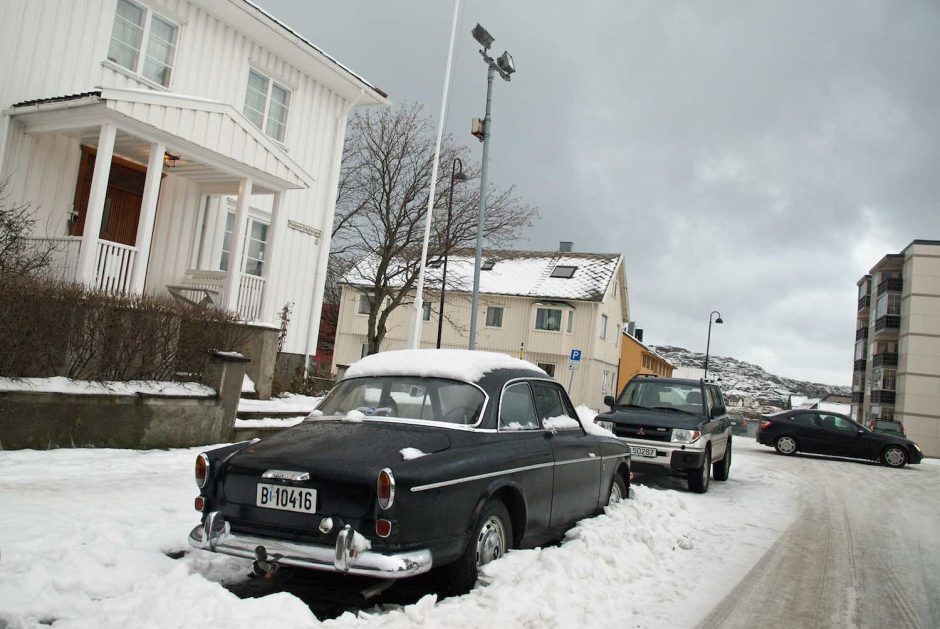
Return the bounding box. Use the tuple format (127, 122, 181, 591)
(171, 269, 266, 321)
(24, 236, 82, 283)
(94, 240, 138, 294)
(237, 273, 266, 321)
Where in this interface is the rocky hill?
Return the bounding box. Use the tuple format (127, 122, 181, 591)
(650, 345, 851, 408)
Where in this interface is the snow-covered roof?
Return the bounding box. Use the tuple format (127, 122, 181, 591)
(344, 349, 546, 382)
(621, 332, 675, 367)
(344, 250, 623, 302)
(817, 401, 852, 415)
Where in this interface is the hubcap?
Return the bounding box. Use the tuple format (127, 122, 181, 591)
(475, 515, 507, 568)
(778, 437, 796, 454)
(609, 481, 623, 505)
(885, 448, 905, 467)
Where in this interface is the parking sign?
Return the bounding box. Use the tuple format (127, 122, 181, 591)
(570, 349, 582, 361)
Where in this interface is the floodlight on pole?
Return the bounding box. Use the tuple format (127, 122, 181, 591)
(468, 24, 515, 350)
(406, 0, 461, 350)
(704, 311, 724, 380)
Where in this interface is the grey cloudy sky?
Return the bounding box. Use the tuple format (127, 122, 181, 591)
(258, 0, 940, 386)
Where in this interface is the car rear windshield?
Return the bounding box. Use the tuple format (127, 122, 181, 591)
(316, 377, 486, 425)
(616, 381, 704, 414)
(875, 420, 902, 431)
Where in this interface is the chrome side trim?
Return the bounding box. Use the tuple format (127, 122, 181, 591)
(601, 453, 630, 461)
(411, 461, 555, 492)
(553, 456, 602, 467)
(262, 469, 310, 482)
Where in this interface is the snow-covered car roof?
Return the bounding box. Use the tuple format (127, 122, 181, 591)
(343, 349, 547, 383)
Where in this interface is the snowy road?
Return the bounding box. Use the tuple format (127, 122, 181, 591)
(698, 447, 940, 629)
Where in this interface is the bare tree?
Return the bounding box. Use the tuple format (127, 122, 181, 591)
(332, 104, 537, 354)
(0, 178, 54, 277)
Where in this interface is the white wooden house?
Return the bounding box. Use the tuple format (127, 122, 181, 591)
(332, 248, 630, 410)
(0, 0, 386, 369)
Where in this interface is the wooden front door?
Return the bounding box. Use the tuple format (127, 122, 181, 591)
(70, 146, 150, 246)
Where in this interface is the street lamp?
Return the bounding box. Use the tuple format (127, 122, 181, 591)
(468, 23, 515, 350)
(436, 157, 467, 348)
(704, 311, 724, 380)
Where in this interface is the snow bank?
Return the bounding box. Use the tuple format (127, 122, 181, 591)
(344, 349, 545, 383)
(575, 405, 616, 437)
(0, 376, 215, 398)
(241, 375, 256, 395)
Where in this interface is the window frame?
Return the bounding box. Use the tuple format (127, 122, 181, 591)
(218, 211, 270, 276)
(244, 68, 292, 143)
(550, 265, 577, 279)
(600, 314, 608, 339)
(422, 301, 432, 321)
(106, 0, 180, 89)
(485, 306, 504, 328)
(536, 362, 556, 378)
(535, 307, 563, 332)
(357, 293, 372, 316)
(497, 380, 542, 432)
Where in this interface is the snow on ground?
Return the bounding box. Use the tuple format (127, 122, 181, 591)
(237, 393, 323, 414)
(0, 438, 799, 629)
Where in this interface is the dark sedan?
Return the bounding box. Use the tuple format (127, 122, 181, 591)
(189, 349, 630, 594)
(756, 409, 923, 467)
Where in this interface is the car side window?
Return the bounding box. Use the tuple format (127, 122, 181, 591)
(531, 381, 581, 431)
(820, 413, 857, 432)
(499, 382, 540, 431)
(791, 412, 818, 426)
(708, 385, 725, 416)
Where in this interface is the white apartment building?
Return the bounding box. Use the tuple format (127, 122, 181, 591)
(331, 248, 630, 410)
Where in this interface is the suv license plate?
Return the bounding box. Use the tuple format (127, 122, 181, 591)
(256, 483, 317, 514)
(630, 446, 657, 458)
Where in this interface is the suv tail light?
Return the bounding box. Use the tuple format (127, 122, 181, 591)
(195, 453, 209, 489)
(377, 468, 395, 510)
(759, 420, 773, 431)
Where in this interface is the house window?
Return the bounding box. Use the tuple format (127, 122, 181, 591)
(422, 301, 432, 321)
(486, 306, 504, 328)
(567, 311, 574, 334)
(537, 362, 556, 377)
(601, 370, 613, 393)
(244, 69, 291, 142)
(219, 213, 269, 276)
(600, 314, 608, 339)
(550, 265, 577, 278)
(875, 293, 900, 317)
(357, 294, 371, 315)
(360, 343, 369, 358)
(535, 308, 562, 332)
(107, 0, 178, 88)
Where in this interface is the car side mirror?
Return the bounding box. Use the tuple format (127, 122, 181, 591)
(857, 429, 865, 435)
(713, 406, 726, 417)
(604, 395, 615, 408)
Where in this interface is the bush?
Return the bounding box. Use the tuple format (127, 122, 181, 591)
(0, 274, 250, 382)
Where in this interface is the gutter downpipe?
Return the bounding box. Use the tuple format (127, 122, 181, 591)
(304, 89, 365, 378)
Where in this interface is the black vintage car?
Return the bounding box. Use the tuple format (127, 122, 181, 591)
(189, 349, 631, 593)
(757, 409, 923, 468)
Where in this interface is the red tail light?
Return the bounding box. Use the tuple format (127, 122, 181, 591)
(194, 496, 205, 512)
(759, 420, 773, 431)
(376, 519, 392, 538)
(377, 468, 395, 510)
(195, 453, 209, 488)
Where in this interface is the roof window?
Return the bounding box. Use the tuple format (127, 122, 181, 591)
(550, 265, 577, 279)
(482, 259, 496, 271)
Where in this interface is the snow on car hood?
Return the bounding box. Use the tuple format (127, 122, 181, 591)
(344, 349, 546, 382)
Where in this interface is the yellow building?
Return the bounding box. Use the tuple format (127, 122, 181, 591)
(616, 332, 675, 395)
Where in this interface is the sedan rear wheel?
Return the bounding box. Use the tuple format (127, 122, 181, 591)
(882, 445, 908, 468)
(444, 499, 513, 595)
(774, 436, 798, 456)
(607, 475, 627, 506)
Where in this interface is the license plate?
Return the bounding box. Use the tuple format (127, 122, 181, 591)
(256, 483, 317, 514)
(630, 446, 658, 458)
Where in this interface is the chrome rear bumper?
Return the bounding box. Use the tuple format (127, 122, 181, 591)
(188, 511, 432, 579)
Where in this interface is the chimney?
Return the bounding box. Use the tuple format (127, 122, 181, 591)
(635, 329, 644, 343)
(559, 241, 573, 253)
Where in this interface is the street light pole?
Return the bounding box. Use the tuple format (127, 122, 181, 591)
(704, 310, 723, 380)
(437, 157, 465, 348)
(468, 24, 514, 350)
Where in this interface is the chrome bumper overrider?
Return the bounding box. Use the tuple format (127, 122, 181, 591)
(188, 511, 432, 579)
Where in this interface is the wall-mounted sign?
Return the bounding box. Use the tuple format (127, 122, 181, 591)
(287, 220, 321, 241)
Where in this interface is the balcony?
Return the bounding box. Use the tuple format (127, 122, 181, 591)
(857, 294, 870, 311)
(870, 390, 896, 405)
(855, 327, 869, 341)
(851, 391, 864, 404)
(874, 315, 900, 333)
(877, 277, 903, 295)
(853, 359, 867, 372)
(872, 352, 898, 368)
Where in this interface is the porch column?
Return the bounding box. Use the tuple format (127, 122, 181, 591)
(129, 141, 165, 294)
(222, 178, 252, 312)
(259, 191, 284, 323)
(76, 122, 117, 287)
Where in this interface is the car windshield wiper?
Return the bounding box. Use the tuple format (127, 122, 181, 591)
(650, 406, 696, 415)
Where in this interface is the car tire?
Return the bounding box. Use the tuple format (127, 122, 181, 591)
(713, 439, 732, 481)
(774, 435, 798, 456)
(688, 445, 711, 494)
(444, 498, 513, 595)
(607, 474, 628, 506)
(881, 445, 908, 468)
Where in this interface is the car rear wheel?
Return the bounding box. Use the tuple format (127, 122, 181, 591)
(607, 475, 627, 506)
(688, 446, 711, 493)
(713, 439, 732, 481)
(444, 498, 513, 595)
(774, 436, 798, 456)
(881, 445, 908, 468)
